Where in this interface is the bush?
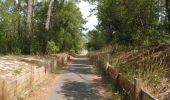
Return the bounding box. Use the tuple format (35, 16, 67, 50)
(47, 40, 60, 53)
(12, 48, 21, 55)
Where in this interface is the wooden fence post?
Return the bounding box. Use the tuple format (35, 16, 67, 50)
(67, 55, 69, 62)
(50, 59, 52, 73)
(30, 66, 34, 89)
(45, 59, 49, 73)
(52, 59, 55, 73)
(64, 57, 67, 64)
(106, 61, 109, 70)
(3, 80, 7, 100)
(114, 67, 120, 79)
(45, 59, 50, 73)
(45, 61, 47, 73)
(134, 78, 142, 100)
(62, 57, 64, 65)
(14, 80, 17, 97)
(115, 68, 120, 92)
(0, 79, 4, 100)
(54, 59, 57, 72)
(96, 55, 99, 66)
(107, 54, 110, 61)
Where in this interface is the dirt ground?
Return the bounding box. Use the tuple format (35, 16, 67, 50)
(25, 63, 69, 100)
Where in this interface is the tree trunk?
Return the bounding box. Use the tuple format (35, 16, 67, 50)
(42, 0, 54, 54)
(13, 0, 16, 35)
(23, 0, 33, 54)
(27, 0, 33, 37)
(166, 0, 170, 34)
(45, 0, 54, 30)
(17, 0, 22, 38)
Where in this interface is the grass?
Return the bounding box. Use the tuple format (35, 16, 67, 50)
(88, 45, 168, 85)
(14, 68, 22, 75)
(92, 62, 122, 100)
(119, 62, 162, 84)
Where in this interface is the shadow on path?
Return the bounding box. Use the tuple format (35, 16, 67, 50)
(57, 81, 98, 100)
(47, 55, 99, 100)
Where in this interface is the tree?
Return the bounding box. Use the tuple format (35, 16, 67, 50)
(0, 0, 85, 54)
(97, 0, 168, 47)
(45, 0, 54, 30)
(0, 0, 22, 54)
(22, 0, 33, 54)
(51, 1, 85, 53)
(26, 0, 33, 38)
(87, 30, 106, 50)
(166, 0, 170, 34)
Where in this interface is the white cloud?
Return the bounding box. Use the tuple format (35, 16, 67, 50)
(77, 1, 98, 33)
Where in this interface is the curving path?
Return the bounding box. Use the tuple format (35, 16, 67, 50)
(47, 55, 99, 100)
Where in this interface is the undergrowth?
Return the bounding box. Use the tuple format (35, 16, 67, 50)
(88, 44, 168, 85)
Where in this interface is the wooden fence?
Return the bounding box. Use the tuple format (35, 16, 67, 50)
(101, 62, 158, 100)
(45, 55, 69, 73)
(0, 54, 69, 100)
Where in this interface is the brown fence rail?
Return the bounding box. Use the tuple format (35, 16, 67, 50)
(98, 61, 158, 100)
(0, 54, 69, 100)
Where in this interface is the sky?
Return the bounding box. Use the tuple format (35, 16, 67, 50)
(37, 0, 98, 33)
(77, 1, 98, 33)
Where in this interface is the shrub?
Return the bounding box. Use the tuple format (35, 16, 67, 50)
(47, 40, 60, 53)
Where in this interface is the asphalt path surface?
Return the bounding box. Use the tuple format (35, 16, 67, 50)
(47, 56, 99, 100)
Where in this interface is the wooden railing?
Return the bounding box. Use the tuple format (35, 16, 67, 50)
(101, 61, 158, 100)
(0, 54, 70, 100)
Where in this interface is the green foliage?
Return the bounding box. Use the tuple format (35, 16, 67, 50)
(87, 30, 106, 50)
(0, 1, 21, 54)
(50, 1, 85, 54)
(119, 62, 161, 84)
(89, 50, 163, 85)
(47, 40, 60, 53)
(0, 0, 85, 55)
(12, 48, 21, 55)
(92, 0, 169, 48)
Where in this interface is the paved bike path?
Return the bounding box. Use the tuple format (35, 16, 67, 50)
(47, 56, 99, 100)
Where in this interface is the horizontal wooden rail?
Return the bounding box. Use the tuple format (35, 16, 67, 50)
(103, 61, 158, 100)
(0, 54, 70, 100)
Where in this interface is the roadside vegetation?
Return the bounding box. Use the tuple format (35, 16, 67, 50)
(0, 0, 85, 55)
(87, 0, 170, 99)
(0, 0, 170, 99)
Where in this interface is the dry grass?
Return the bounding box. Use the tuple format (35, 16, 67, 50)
(88, 44, 170, 99)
